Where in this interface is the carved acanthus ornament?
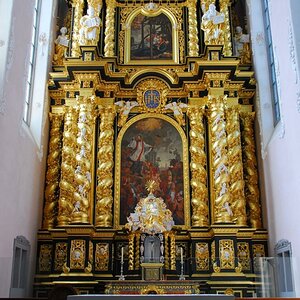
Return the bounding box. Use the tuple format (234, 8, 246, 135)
(71, 0, 85, 57)
(188, 107, 209, 227)
(72, 96, 95, 224)
(43, 113, 64, 229)
(208, 96, 232, 223)
(58, 107, 78, 226)
(240, 112, 262, 228)
(104, 0, 116, 57)
(225, 106, 247, 225)
(95, 105, 115, 226)
(187, 0, 199, 56)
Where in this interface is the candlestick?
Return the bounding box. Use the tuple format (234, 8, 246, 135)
(119, 247, 125, 280)
(180, 247, 183, 264)
(179, 247, 185, 280)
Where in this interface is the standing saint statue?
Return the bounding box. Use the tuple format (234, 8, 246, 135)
(201, 3, 225, 45)
(233, 26, 251, 64)
(53, 27, 69, 65)
(79, 5, 102, 45)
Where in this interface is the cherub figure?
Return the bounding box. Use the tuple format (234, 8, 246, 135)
(164, 102, 188, 126)
(115, 100, 139, 127)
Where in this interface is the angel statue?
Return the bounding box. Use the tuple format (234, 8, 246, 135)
(115, 100, 139, 127)
(164, 101, 188, 126)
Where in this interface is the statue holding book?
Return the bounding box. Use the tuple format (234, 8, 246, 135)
(201, 3, 225, 45)
(79, 5, 102, 45)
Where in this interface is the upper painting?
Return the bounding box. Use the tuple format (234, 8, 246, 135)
(130, 14, 172, 61)
(123, 8, 180, 64)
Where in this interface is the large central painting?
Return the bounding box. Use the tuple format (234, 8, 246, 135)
(119, 117, 184, 225)
(130, 13, 173, 60)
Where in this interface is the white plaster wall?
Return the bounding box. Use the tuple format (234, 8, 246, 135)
(0, 0, 57, 297)
(248, 0, 300, 296)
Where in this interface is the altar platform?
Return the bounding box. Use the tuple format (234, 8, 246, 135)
(68, 295, 235, 300)
(104, 280, 200, 294)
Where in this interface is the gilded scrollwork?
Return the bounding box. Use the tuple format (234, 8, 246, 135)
(43, 113, 63, 229)
(226, 106, 247, 226)
(240, 112, 262, 228)
(72, 96, 95, 224)
(104, 0, 116, 57)
(195, 243, 209, 271)
(237, 242, 250, 271)
(219, 239, 235, 269)
(188, 107, 209, 227)
(208, 96, 232, 223)
(58, 107, 78, 226)
(70, 240, 85, 269)
(95, 243, 109, 271)
(54, 242, 68, 271)
(39, 244, 53, 272)
(95, 105, 115, 227)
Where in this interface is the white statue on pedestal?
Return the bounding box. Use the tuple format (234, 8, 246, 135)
(79, 5, 102, 45)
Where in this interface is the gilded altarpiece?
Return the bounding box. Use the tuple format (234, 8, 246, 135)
(35, 0, 268, 297)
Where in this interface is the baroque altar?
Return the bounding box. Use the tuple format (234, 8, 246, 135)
(35, 0, 267, 298)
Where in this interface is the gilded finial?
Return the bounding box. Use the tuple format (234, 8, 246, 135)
(145, 180, 159, 194)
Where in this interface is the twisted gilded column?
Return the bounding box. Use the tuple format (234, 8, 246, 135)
(104, 0, 116, 57)
(240, 112, 262, 228)
(43, 113, 64, 229)
(128, 233, 135, 270)
(95, 105, 115, 226)
(164, 232, 170, 270)
(72, 96, 95, 224)
(208, 96, 233, 223)
(188, 107, 209, 227)
(188, 0, 199, 57)
(58, 107, 78, 226)
(135, 232, 141, 270)
(71, 0, 84, 57)
(220, 0, 232, 56)
(226, 106, 247, 225)
(170, 232, 176, 270)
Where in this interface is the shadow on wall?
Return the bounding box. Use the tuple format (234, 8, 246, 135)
(48, 285, 78, 300)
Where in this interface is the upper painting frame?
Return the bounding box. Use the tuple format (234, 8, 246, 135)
(124, 7, 179, 65)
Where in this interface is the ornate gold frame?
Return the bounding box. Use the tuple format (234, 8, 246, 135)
(123, 7, 180, 65)
(114, 113, 190, 229)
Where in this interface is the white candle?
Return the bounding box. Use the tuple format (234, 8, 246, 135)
(180, 247, 184, 264)
(121, 247, 124, 263)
